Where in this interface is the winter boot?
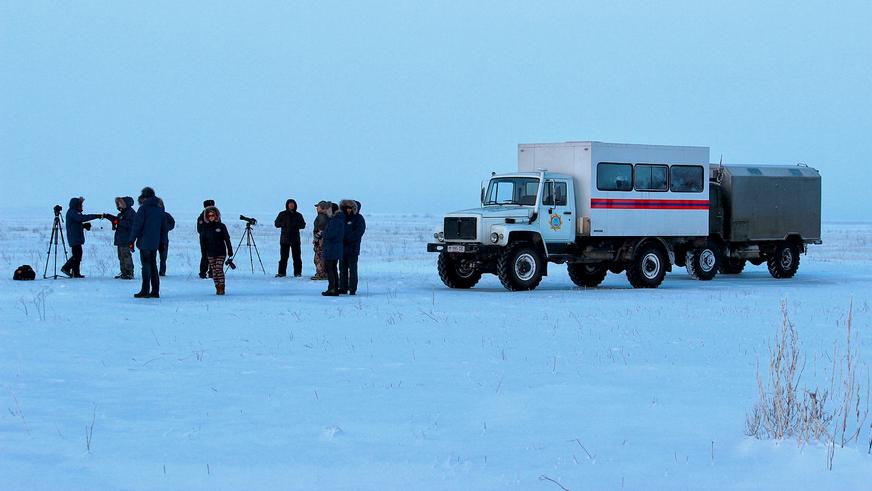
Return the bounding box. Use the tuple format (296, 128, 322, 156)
(216, 284, 225, 295)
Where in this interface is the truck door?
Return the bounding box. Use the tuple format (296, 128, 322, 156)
(540, 179, 575, 245)
(709, 184, 723, 237)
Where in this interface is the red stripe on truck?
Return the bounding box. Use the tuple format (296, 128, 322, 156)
(590, 198, 710, 210)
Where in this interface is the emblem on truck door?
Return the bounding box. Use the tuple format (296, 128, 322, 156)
(549, 214, 562, 231)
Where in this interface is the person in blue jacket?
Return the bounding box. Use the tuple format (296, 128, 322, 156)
(156, 198, 175, 277)
(321, 203, 345, 296)
(338, 199, 366, 295)
(128, 187, 168, 298)
(61, 197, 107, 278)
(107, 196, 136, 279)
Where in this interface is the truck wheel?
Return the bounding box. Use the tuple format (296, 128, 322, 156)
(567, 263, 608, 288)
(497, 244, 543, 291)
(719, 257, 746, 275)
(686, 243, 719, 281)
(626, 244, 667, 288)
(767, 242, 800, 279)
(437, 253, 482, 288)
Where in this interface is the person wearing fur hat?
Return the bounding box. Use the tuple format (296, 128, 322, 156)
(61, 196, 108, 278)
(320, 204, 345, 296)
(129, 186, 168, 298)
(200, 206, 233, 295)
(106, 196, 136, 279)
(274, 199, 306, 277)
(338, 199, 366, 295)
(197, 199, 215, 279)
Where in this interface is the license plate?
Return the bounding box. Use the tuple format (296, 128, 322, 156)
(447, 245, 465, 253)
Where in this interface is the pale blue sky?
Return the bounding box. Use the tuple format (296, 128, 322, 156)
(2, 1, 869, 218)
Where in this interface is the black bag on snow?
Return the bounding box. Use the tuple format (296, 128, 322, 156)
(13, 265, 36, 281)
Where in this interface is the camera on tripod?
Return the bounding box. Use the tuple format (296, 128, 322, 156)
(239, 215, 257, 225)
(53, 205, 62, 216)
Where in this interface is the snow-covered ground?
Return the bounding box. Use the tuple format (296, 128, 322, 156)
(1, 211, 871, 490)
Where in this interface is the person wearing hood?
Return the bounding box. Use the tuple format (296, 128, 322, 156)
(311, 201, 331, 280)
(320, 204, 345, 296)
(274, 199, 306, 278)
(197, 199, 215, 279)
(129, 187, 168, 298)
(338, 199, 366, 295)
(200, 205, 233, 295)
(156, 198, 175, 277)
(61, 196, 107, 278)
(106, 196, 136, 279)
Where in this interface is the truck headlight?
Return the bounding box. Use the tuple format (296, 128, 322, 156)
(434, 232, 445, 242)
(490, 232, 499, 243)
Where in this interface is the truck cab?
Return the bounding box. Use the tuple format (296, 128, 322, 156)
(428, 171, 577, 290)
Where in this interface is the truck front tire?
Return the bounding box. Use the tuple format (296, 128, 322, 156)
(437, 253, 482, 288)
(686, 243, 719, 281)
(767, 242, 800, 278)
(568, 263, 608, 288)
(626, 244, 667, 288)
(497, 244, 543, 291)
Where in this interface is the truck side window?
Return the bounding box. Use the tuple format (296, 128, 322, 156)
(670, 165, 704, 193)
(634, 164, 668, 191)
(597, 163, 633, 191)
(542, 181, 568, 206)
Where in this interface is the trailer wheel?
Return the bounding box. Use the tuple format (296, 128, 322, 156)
(686, 243, 719, 281)
(567, 263, 608, 288)
(767, 242, 800, 279)
(719, 257, 746, 275)
(497, 243, 543, 291)
(626, 243, 667, 288)
(437, 253, 482, 288)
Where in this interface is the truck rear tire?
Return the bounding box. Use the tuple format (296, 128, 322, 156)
(437, 253, 482, 288)
(686, 243, 719, 281)
(497, 243, 543, 291)
(626, 244, 667, 288)
(567, 263, 608, 288)
(767, 242, 800, 278)
(719, 257, 746, 275)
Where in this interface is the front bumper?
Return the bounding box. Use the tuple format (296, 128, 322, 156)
(428, 242, 496, 254)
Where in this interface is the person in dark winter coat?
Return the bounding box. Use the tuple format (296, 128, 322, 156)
(197, 199, 215, 279)
(107, 196, 136, 279)
(311, 201, 331, 280)
(321, 206, 345, 296)
(200, 206, 233, 295)
(339, 199, 366, 295)
(274, 199, 306, 277)
(61, 197, 106, 278)
(129, 187, 168, 298)
(156, 198, 175, 276)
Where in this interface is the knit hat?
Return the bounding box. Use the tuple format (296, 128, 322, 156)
(203, 199, 215, 208)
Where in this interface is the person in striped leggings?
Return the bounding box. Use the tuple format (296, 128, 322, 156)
(199, 206, 233, 295)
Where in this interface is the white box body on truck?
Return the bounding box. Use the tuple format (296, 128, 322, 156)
(427, 141, 821, 291)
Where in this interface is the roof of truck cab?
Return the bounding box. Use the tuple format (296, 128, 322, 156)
(493, 171, 572, 179)
(519, 141, 709, 151)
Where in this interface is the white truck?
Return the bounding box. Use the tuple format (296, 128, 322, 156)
(427, 141, 821, 291)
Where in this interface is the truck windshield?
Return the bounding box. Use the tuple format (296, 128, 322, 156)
(484, 177, 540, 206)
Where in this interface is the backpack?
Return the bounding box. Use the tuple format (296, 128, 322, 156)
(13, 265, 36, 281)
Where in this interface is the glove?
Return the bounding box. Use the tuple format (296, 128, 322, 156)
(225, 258, 237, 270)
(111, 219, 118, 230)
(128, 242, 135, 252)
(83, 222, 92, 231)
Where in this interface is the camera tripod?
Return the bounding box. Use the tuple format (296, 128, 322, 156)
(43, 210, 69, 279)
(227, 221, 266, 274)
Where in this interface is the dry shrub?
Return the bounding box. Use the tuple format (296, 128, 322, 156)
(746, 300, 869, 468)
